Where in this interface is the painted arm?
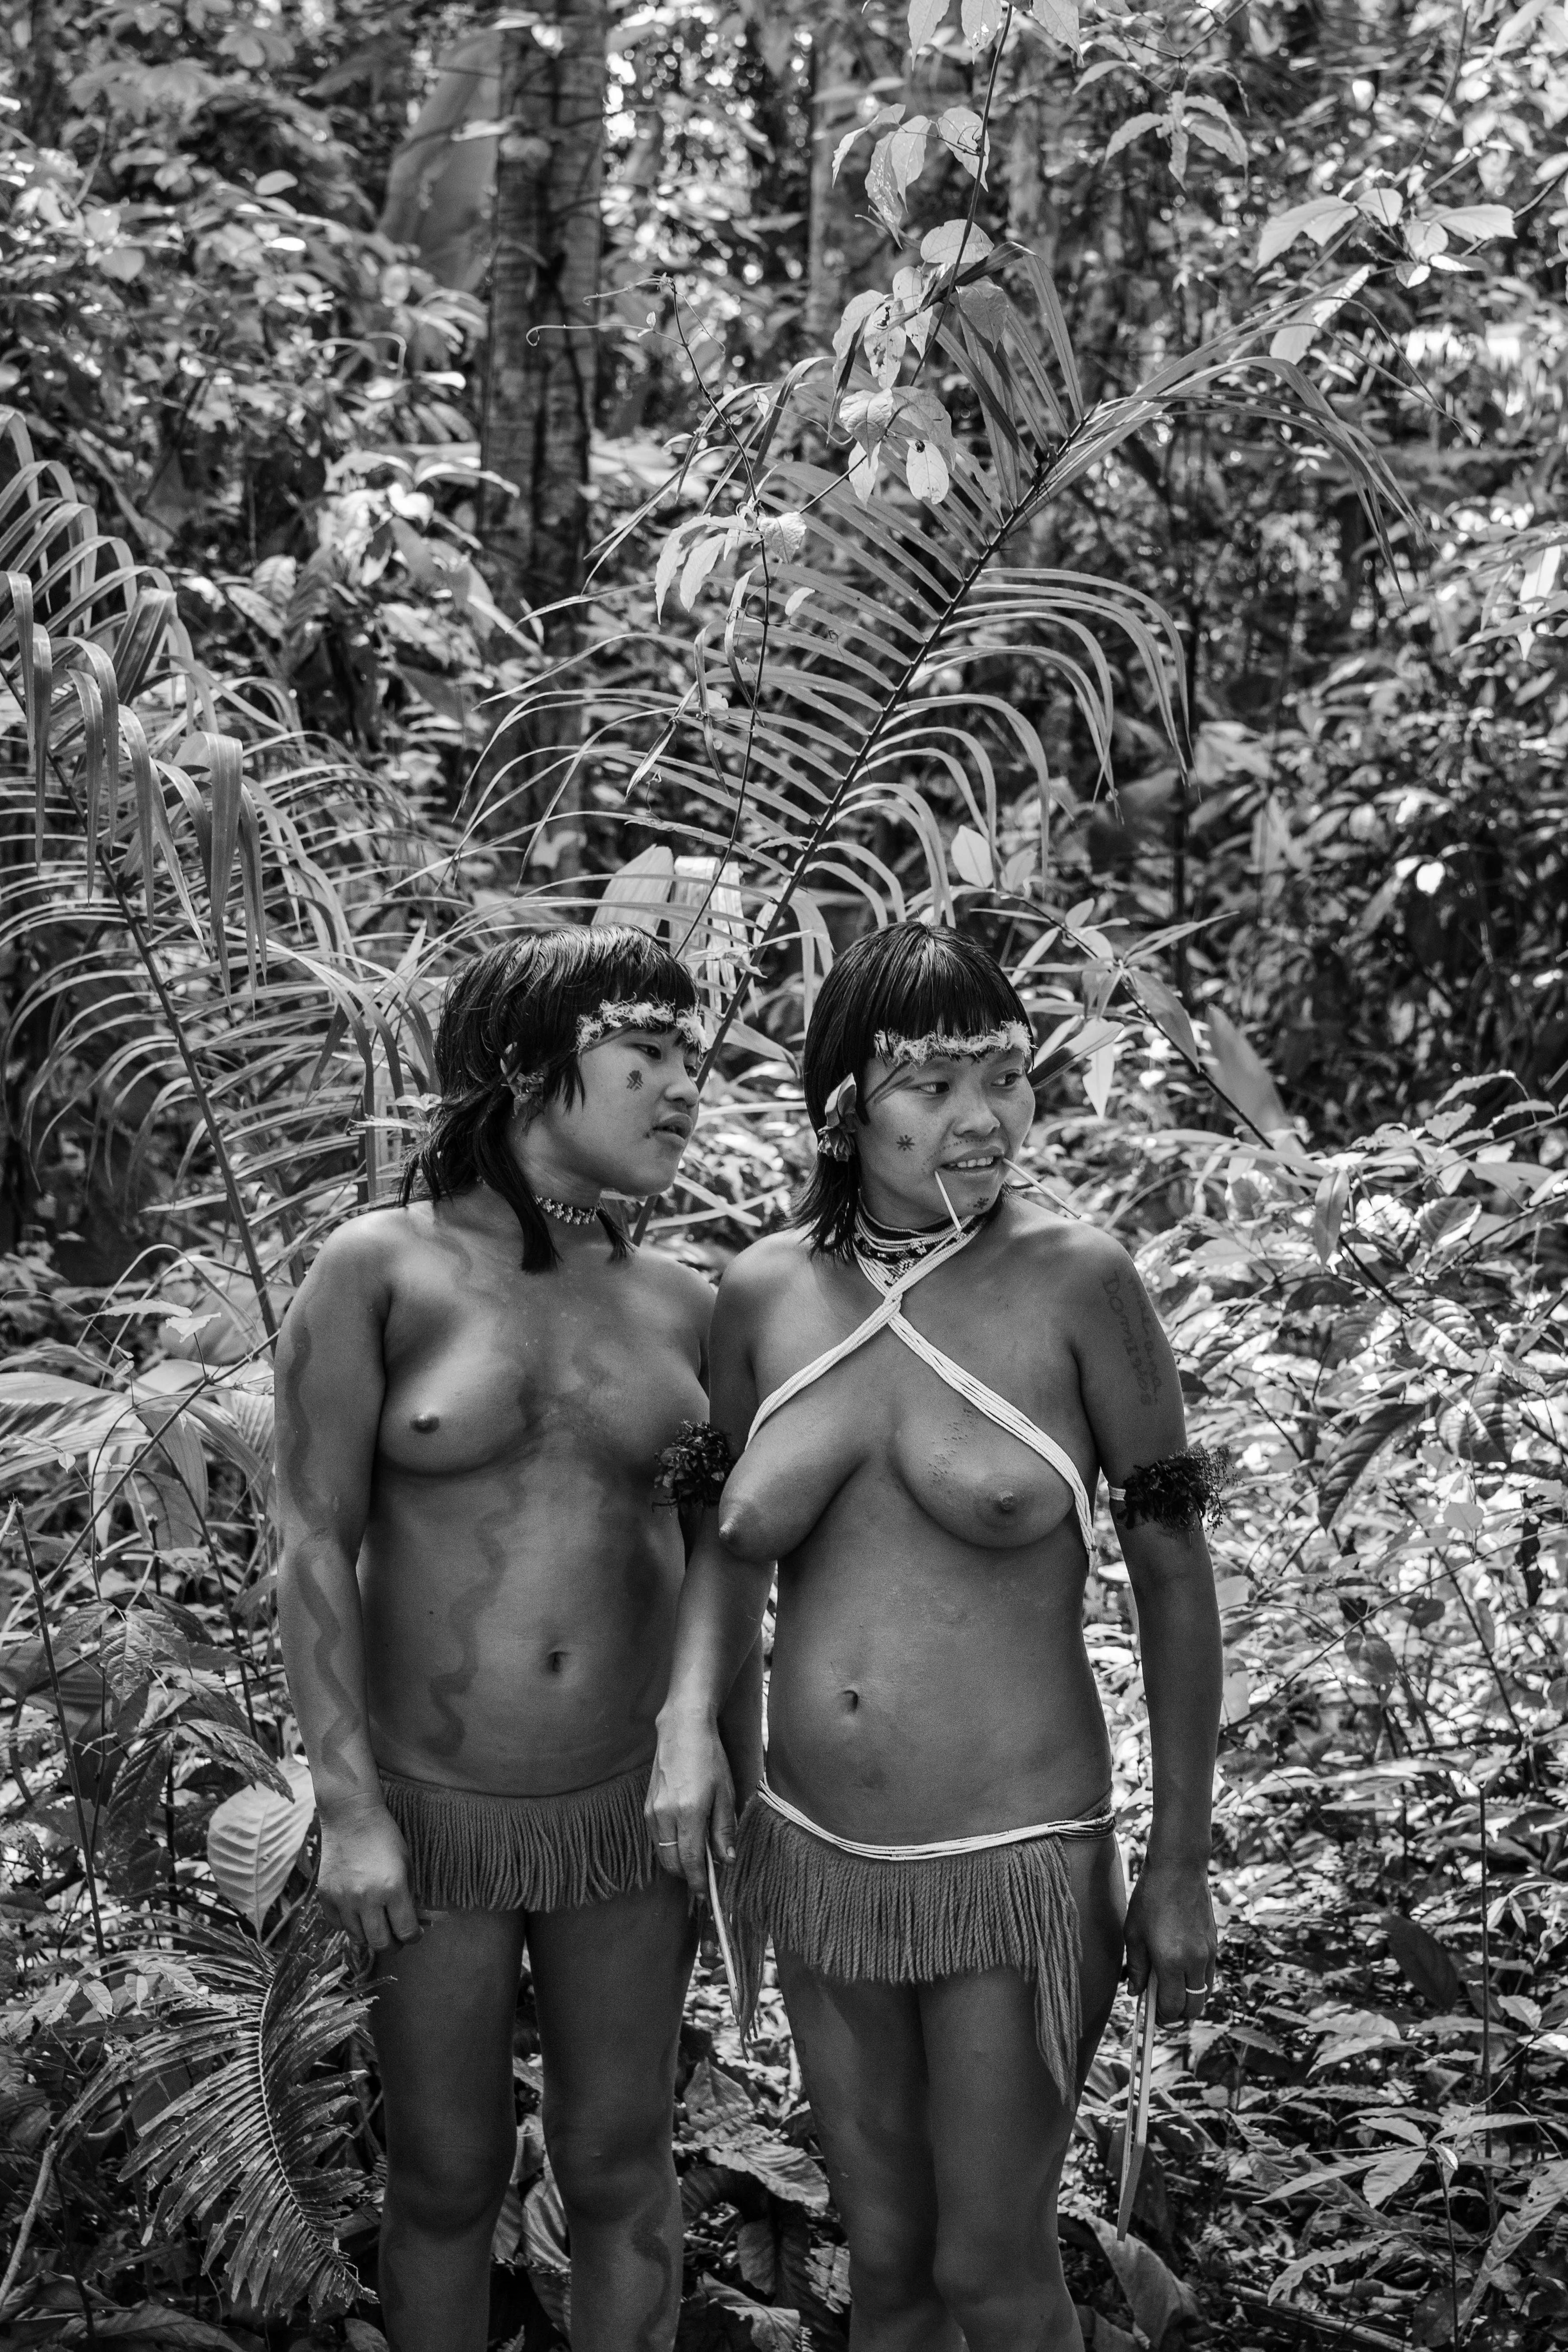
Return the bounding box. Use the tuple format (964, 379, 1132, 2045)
(1071, 1233, 1222, 2024)
(648, 1253, 775, 1896)
(274, 1223, 419, 1951)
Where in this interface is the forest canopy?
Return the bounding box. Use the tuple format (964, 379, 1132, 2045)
(0, 1, 1566, 2348)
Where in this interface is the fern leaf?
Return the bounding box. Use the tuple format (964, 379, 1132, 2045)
(64, 1911, 374, 2315)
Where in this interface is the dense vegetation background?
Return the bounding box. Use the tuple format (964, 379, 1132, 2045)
(0, 1, 1565, 2348)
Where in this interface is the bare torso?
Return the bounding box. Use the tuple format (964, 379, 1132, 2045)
(354, 1201, 711, 1794)
(720, 1209, 1113, 1841)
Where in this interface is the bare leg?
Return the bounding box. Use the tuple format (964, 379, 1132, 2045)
(370, 1909, 527, 2352)
(777, 1834, 1125, 2352)
(527, 1871, 697, 2352)
(774, 1958, 958, 2352)
(924, 1833, 1126, 2352)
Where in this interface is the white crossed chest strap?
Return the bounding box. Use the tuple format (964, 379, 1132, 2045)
(748, 1224, 1096, 1555)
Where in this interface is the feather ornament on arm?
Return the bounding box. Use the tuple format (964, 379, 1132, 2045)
(1110, 1446, 1235, 1531)
(654, 1421, 737, 1510)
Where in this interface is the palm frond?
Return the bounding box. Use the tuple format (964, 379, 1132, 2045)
(493, 248, 1406, 1081)
(64, 1909, 373, 2315)
(0, 411, 468, 1271)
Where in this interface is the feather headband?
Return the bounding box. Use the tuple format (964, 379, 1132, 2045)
(574, 998, 709, 1054)
(501, 998, 709, 1105)
(871, 1022, 1032, 1067)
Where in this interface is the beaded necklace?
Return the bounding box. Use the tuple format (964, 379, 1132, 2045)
(853, 1201, 986, 1282)
(537, 1194, 601, 1229)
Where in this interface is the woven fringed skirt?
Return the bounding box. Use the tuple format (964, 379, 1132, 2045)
(726, 1794, 1108, 2105)
(381, 1763, 657, 1914)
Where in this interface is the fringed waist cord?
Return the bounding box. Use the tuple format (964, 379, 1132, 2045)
(381, 1763, 657, 1914)
(725, 1784, 1115, 2105)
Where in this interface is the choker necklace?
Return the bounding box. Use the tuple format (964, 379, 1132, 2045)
(854, 1201, 983, 1277)
(537, 1194, 601, 1228)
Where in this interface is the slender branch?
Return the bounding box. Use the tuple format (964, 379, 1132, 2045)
(137, 1408, 262, 1742)
(0, 2138, 57, 2316)
(11, 1505, 107, 1960)
(911, 4, 1014, 395)
(1231, 2291, 1405, 2352)
(95, 848, 278, 1342)
(1479, 1774, 1496, 2237)
(1413, 7, 1468, 172)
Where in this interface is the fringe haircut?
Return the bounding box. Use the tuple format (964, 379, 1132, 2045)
(797, 921, 1030, 1255)
(400, 924, 699, 1272)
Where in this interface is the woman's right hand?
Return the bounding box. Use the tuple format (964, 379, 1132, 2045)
(317, 1799, 422, 1953)
(647, 1711, 738, 1898)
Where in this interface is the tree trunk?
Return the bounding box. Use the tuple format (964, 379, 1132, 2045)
(481, 0, 606, 628)
(805, 21, 884, 350)
(20, 0, 65, 146)
(1006, 52, 1074, 275)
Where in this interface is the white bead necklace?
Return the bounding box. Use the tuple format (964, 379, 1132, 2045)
(537, 1194, 600, 1228)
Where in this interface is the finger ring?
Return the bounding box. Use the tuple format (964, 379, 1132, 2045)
(656, 1838, 680, 1848)
(1185, 1982, 1209, 1995)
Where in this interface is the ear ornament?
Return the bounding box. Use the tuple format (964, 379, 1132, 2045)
(816, 1074, 859, 1162)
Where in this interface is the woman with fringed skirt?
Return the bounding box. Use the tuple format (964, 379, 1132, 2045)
(650, 920, 1225, 2352)
(275, 927, 759, 2352)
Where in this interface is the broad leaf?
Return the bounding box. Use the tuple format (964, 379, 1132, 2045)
(1258, 196, 1357, 265)
(206, 1759, 317, 1929)
(1316, 1400, 1423, 1524)
(1432, 204, 1514, 242)
(1379, 1911, 1467, 2011)
(1460, 2158, 1568, 2325)
(1088, 2215, 1200, 2347)
(684, 2060, 829, 2210)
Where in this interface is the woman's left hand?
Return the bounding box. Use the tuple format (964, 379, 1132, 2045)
(647, 1708, 738, 1898)
(1124, 1853, 1217, 2025)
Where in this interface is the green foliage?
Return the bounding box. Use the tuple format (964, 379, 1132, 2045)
(1, 1, 1567, 2348)
(63, 1911, 375, 2315)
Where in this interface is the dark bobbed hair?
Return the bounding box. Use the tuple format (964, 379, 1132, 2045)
(797, 920, 1030, 1255)
(400, 924, 700, 1272)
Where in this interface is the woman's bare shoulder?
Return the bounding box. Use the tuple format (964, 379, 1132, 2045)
(715, 1228, 815, 1315)
(999, 1199, 1140, 1293)
(637, 1242, 720, 1334)
(296, 1205, 432, 1305)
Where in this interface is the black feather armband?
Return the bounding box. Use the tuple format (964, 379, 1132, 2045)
(654, 1421, 736, 1511)
(1110, 1445, 1234, 1531)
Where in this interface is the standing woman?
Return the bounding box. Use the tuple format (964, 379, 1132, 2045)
(650, 920, 1223, 2352)
(276, 927, 755, 2352)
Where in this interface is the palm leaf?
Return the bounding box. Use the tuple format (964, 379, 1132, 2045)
(0, 411, 464, 1284)
(495, 247, 1405, 1086)
(64, 1909, 373, 2314)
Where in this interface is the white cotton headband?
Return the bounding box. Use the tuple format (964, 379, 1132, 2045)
(871, 1022, 1032, 1066)
(574, 998, 709, 1053)
(503, 997, 709, 1104)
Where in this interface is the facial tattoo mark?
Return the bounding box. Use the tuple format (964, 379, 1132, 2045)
(626, 1069, 644, 1090)
(896, 1134, 915, 1151)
